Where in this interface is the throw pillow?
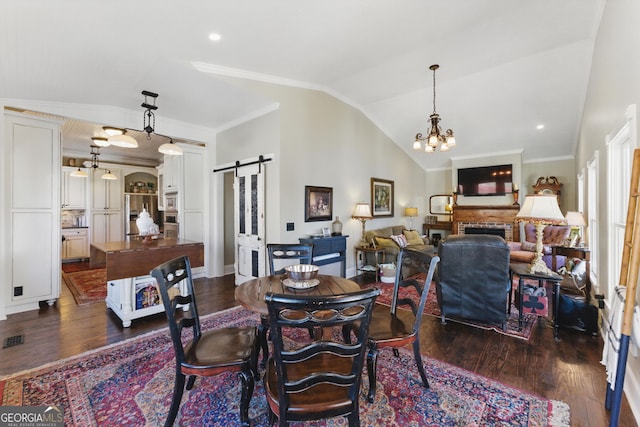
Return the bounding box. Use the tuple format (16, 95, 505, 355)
(520, 241, 537, 252)
(375, 236, 399, 249)
(390, 234, 408, 248)
(403, 229, 423, 246)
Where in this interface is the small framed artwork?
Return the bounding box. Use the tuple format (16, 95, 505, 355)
(305, 186, 333, 222)
(321, 227, 331, 237)
(371, 178, 394, 217)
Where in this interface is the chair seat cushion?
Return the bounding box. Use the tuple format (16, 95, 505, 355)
(265, 356, 353, 415)
(182, 326, 256, 370)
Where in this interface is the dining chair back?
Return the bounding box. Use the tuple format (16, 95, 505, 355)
(267, 243, 314, 275)
(264, 287, 380, 427)
(150, 256, 258, 427)
(360, 248, 439, 402)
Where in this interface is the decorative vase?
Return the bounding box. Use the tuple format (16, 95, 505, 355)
(332, 216, 343, 236)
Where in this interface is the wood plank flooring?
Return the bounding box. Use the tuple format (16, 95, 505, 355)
(0, 268, 636, 426)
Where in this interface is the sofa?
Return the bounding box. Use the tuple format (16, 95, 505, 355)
(508, 223, 570, 270)
(363, 225, 434, 265)
(436, 234, 511, 326)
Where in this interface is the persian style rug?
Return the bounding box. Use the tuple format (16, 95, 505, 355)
(0, 306, 570, 426)
(362, 277, 541, 340)
(61, 268, 107, 305)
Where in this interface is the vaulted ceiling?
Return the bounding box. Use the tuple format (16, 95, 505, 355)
(1, 1, 604, 170)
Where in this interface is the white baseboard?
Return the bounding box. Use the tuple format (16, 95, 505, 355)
(224, 264, 235, 276)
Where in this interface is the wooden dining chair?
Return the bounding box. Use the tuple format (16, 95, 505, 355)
(150, 256, 258, 427)
(264, 288, 380, 427)
(267, 243, 314, 275)
(349, 248, 439, 403)
(258, 243, 315, 365)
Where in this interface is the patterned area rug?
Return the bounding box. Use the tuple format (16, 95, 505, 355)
(362, 277, 541, 340)
(0, 306, 570, 426)
(62, 268, 107, 305)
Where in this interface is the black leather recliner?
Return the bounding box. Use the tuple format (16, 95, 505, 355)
(435, 234, 511, 327)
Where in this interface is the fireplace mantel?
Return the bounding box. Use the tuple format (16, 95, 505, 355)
(452, 204, 520, 241)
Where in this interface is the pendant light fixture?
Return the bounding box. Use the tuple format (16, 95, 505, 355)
(85, 145, 118, 180)
(413, 64, 456, 153)
(100, 127, 139, 148)
(70, 167, 88, 178)
(137, 90, 183, 156)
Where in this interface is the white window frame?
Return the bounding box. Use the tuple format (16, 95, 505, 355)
(606, 105, 638, 298)
(577, 170, 585, 213)
(587, 151, 599, 286)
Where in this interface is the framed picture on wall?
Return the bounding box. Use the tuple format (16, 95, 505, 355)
(371, 177, 394, 217)
(305, 186, 333, 222)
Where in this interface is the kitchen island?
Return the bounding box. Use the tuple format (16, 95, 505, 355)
(90, 238, 204, 327)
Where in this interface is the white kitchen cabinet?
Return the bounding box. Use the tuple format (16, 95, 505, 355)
(163, 154, 182, 193)
(62, 228, 89, 260)
(61, 166, 88, 209)
(91, 211, 123, 244)
(4, 112, 61, 313)
(91, 168, 123, 210)
(156, 164, 165, 211)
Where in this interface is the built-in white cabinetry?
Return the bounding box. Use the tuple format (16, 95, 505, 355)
(160, 147, 205, 243)
(89, 167, 123, 244)
(163, 153, 182, 193)
(62, 228, 89, 260)
(91, 211, 123, 244)
(4, 112, 61, 314)
(61, 166, 88, 209)
(91, 168, 122, 210)
(156, 164, 165, 211)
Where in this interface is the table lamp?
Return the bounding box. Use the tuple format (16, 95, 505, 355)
(404, 207, 418, 230)
(352, 202, 373, 246)
(515, 194, 567, 275)
(565, 211, 586, 246)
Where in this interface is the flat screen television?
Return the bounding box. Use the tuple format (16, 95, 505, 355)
(456, 164, 513, 196)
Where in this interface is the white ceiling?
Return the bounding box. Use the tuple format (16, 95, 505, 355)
(1, 0, 604, 170)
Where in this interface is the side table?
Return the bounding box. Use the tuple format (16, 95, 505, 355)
(509, 263, 563, 340)
(354, 246, 385, 282)
(552, 245, 591, 301)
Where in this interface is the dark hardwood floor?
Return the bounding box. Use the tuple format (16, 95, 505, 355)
(0, 266, 636, 426)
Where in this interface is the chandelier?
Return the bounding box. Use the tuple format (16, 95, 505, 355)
(69, 145, 117, 180)
(413, 64, 456, 153)
(138, 90, 183, 156)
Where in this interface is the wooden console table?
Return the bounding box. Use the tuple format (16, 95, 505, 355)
(422, 222, 453, 239)
(299, 235, 348, 277)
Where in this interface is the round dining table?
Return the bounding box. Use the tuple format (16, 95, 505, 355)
(235, 274, 362, 367)
(235, 274, 362, 316)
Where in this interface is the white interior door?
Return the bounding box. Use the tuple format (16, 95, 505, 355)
(234, 163, 266, 285)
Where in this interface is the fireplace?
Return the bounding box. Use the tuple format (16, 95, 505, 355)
(452, 204, 520, 242)
(464, 227, 506, 238)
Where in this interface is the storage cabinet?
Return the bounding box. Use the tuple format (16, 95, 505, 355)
(62, 228, 89, 260)
(91, 211, 123, 244)
(61, 166, 88, 209)
(91, 168, 122, 210)
(163, 154, 182, 192)
(106, 275, 171, 327)
(4, 112, 61, 313)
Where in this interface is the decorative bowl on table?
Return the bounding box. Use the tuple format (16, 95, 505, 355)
(283, 264, 320, 289)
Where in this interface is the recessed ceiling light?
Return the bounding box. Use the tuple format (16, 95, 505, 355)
(536, 124, 545, 130)
(208, 33, 221, 42)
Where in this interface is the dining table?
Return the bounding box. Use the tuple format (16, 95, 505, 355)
(235, 274, 362, 365)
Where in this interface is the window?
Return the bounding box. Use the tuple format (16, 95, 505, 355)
(587, 151, 599, 286)
(607, 105, 637, 297)
(577, 170, 585, 213)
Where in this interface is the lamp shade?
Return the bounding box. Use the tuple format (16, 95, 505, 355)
(108, 134, 138, 148)
(101, 170, 118, 180)
(516, 194, 566, 224)
(70, 168, 88, 178)
(404, 207, 418, 217)
(352, 203, 372, 219)
(565, 211, 586, 226)
(158, 141, 184, 155)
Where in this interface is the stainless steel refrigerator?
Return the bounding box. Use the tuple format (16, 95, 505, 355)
(125, 194, 160, 235)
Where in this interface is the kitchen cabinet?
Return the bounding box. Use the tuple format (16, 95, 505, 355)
(163, 153, 182, 192)
(62, 228, 89, 260)
(156, 164, 165, 211)
(91, 167, 122, 210)
(4, 112, 61, 313)
(91, 211, 123, 244)
(61, 166, 88, 209)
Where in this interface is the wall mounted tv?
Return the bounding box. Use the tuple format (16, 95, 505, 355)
(456, 164, 513, 196)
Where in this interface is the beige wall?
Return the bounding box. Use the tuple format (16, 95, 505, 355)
(576, 0, 640, 419)
(216, 79, 427, 274)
